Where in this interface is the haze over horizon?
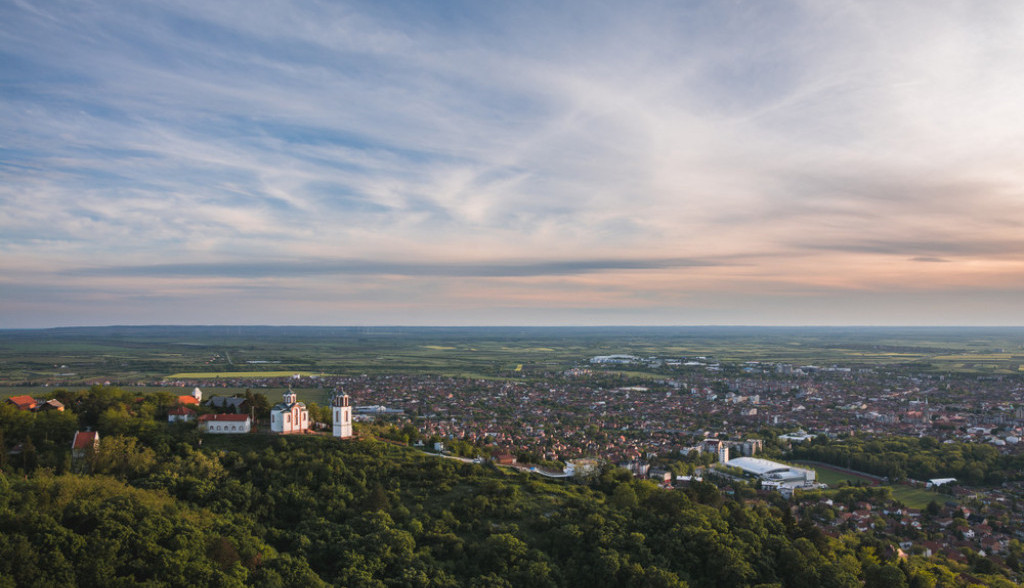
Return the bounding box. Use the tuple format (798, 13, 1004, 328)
(4, 1, 1024, 328)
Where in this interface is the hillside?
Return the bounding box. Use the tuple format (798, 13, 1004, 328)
(0, 386, 1012, 587)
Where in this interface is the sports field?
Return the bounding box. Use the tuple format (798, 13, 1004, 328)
(812, 467, 879, 487)
(804, 464, 957, 509)
(889, 485, 956, 509)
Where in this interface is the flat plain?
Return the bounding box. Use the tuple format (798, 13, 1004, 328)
(2, 325, 1024, 389)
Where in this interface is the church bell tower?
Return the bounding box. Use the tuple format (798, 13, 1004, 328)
(332, 392, 352, 438)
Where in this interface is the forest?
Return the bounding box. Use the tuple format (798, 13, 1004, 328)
(0, 386, 1018, 587)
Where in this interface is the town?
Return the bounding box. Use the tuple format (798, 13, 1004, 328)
(150, 354, 1024, 466)
(6, 330, 1024, 585)
(87, 352, 1013, 574)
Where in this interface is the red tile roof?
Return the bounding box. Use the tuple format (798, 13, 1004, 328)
(38, 399, 64, 411)
(7, 395, 37, 410)
(72, 431, 99, 450)
(177, 396, 200, 405)
(168, 406, 196, 416)
(199, 414, 250, 422)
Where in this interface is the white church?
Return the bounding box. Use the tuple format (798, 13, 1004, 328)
(268, 388, 353, 437)
(332, 391, 353, 439)
(270, 389, 310, 434)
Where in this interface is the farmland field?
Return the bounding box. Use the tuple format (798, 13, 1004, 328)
(166, 370, 320, 379)
(1, 325, 1023, 387)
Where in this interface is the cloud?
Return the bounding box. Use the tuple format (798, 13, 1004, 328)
(66, 257, 726, 279)
(3, 1, 1024, 325)
(795, 238, 1024, 259)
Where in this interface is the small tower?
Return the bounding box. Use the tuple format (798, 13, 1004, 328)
(332, 392, 352, 438)
(282, 389, 297, 405)
(192, 387, 203, 402)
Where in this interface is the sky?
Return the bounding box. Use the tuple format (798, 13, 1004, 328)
(3, 0, 1024, 328)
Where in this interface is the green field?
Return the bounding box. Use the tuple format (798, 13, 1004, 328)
(2, 325, 1024, 386)
(812, 467, 878, 487)
(805, 464, 958, 509)
(165, 370, 321, 379)
(889, 485, 957, 509)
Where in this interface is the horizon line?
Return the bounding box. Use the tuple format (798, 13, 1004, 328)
(4, 324, 1024, 331)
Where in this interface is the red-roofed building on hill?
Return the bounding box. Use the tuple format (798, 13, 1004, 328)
(177, 395, 200, 406)
(36, 399, 65, 412)
(71, 431, 99, 459)
(168, 406, 196, 423)
(6, 395, 37, 411)
(493, 452, 517, 465)
(199, 413, 251, 434)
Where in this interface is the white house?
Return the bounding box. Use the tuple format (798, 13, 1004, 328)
(168, 406, 196, 423)
(199, 413, 251, 434)
(270, 390, 309, 434)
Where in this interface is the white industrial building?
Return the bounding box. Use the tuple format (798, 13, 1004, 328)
(778, 430, 816, 443)
(727, 457, 816, 489)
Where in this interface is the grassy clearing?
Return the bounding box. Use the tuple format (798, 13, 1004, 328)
(813, 467, 878, 487)
(931, 354, 1014, 360)
(807, 465, 958, 508)
(166, 371, 321, 379)
(890, 485, 956, 509)
(604, 370, 667, 380)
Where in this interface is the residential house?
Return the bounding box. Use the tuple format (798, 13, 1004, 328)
(168, 406, 196, 423)
(36, 399, 64, 412)
(493, 452, 517, 465)
(71, 431, 99, 460)
(6, 395, 37, 411)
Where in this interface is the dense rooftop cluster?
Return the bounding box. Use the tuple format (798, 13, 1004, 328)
(160, 357, 1024, 466)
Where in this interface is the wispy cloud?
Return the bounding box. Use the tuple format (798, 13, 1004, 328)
(65, 257, 727, 279)
(3, 0, 1024, 326)
(796, 238, 1024, 259)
